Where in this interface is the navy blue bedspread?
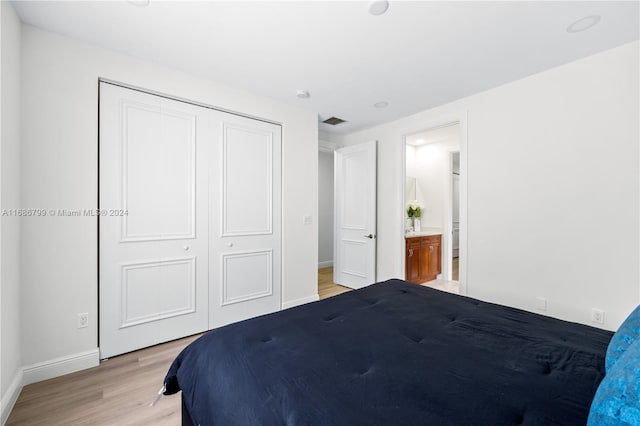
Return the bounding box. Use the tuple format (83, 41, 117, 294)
(164, 279, 612, 425)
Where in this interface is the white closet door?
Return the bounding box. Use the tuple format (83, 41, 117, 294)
(99, 83, 211, 358)
(100, 82, 282, 357)
(208, 112, 282, 328)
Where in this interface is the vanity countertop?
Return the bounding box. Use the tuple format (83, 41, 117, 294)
(405, 227, 443, 238)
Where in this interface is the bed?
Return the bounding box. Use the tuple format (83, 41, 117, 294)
(164, 279, 622, 425)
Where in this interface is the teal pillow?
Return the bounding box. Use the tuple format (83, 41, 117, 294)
(588, 339, 640, 425)
(606, 305, 640, 372)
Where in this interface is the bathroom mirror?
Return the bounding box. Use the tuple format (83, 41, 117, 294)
(406, 176, 416, 203)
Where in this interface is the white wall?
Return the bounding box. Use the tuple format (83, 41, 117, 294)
(0, 1, 23, 422)
(318, 150, 334, 268)
(340, 41, 639, 330)
(20, 25, 318, 371)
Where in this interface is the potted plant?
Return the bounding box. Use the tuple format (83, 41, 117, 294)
(406, 200, 422, 231)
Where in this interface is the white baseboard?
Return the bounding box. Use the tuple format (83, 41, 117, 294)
(22, 348, 100, 386)
(1, 369, 23, 425)
(282, 294, 319, 310)
(318, 261, 333, 269)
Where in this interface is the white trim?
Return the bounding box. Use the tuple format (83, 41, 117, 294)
(0, 369, 23, 425)
(22, 348, 100, 386)
(282, 294, 319, 310)
(458, 113, 468, 296)
(99, 79, 281, 127)
(318, 260, 333, 269)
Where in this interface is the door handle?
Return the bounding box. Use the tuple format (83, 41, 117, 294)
(364, 234, 376, 239)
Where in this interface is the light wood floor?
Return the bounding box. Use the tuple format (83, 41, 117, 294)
(7, 269, 455, 425)
(318, 266, 352, 299)
(7, 333, 202, 426)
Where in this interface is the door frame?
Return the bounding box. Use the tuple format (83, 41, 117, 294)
(400, 112, 468, 295)
(449, 152, 461, 278)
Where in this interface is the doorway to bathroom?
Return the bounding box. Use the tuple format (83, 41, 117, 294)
(404, 121, 464, 292)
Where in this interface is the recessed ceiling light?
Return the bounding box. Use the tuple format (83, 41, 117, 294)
(296, 90, 310, 99)
(566, 15, 601, 33)
(368, 1, 389, 16)
(374, 101, 388, 108)
(416, 139, 425, 145)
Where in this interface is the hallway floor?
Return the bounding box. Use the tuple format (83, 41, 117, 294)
(318, 267, 459, 297)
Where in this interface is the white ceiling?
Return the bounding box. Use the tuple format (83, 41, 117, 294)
(12, 1, 639, 135)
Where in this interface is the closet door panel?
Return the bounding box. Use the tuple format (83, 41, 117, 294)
(122, 103, 195, 240)
(210, 114, 282, 329)
(99, 82, 210, 358)
(221, 123, 273, 235)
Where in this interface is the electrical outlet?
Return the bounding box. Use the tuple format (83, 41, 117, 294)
(591, 308, 605, 324)
(77, 313, 89, 329)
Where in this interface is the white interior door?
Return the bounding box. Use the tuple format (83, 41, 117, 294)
(99, 82, 211, 358)
(208, 113, 282, 328)
(334, 141, 377, 289)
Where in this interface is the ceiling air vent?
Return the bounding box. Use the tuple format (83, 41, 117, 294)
(322, 116, 347, 126)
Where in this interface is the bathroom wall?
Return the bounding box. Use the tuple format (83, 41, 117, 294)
(405, 138, 459, 229)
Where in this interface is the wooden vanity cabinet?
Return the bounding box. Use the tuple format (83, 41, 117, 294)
(405, 234, 441, 284)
